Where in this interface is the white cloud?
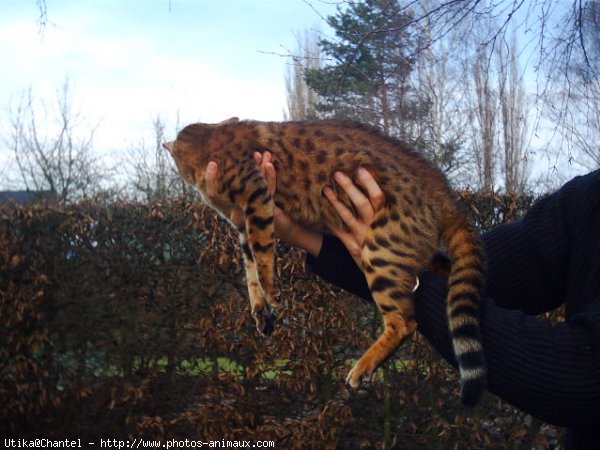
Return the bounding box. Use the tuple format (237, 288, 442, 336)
(0, 13, 287, 168)
(70, 50, 287, 152)
(0, 0, 334, 189)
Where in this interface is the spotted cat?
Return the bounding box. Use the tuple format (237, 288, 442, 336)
(164, 118, 486, 406)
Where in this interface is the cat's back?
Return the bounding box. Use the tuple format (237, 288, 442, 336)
(249, 119, 450, 199)
(231, 119, 454, 229)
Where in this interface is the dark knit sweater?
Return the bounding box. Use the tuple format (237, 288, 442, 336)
(306, 169, 600, 449)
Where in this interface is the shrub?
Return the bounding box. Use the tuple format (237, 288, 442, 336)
(0, 193, 558, 449)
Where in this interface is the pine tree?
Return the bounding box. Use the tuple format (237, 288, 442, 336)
(305, 0, 424, 138)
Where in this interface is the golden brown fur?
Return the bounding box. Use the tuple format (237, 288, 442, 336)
(165, 118, 486, 406)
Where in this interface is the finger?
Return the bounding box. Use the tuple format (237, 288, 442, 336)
(333, 171, 374, 222)
(356, 167, 385, 211)
(256, 151, 270, 175)
(264, 162, 277, 195)
(323, 186, 361, 231)
(205, 162, 218, 197)
(260, 151, 272, 167)
(257, 152, 276, 194)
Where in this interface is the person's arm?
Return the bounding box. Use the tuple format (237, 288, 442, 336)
(479, 185, 574, 314)
(306, 232, 373, 300)
(207, 153, 600, 426)
(310, 170, 600, 427)
(415, 270, 600, 427)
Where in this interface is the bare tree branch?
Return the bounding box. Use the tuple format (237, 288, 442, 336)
(8, 79, 102, 203)
(125, 115, 190, 201)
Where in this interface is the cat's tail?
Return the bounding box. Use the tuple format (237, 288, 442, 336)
(442, 215, 487, 407)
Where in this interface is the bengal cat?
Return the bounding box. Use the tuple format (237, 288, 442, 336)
(164, 118, 487, 406)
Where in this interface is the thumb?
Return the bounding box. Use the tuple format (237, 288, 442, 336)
(205, 162, 218, 196)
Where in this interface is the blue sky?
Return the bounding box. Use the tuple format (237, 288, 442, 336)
(0, 0, 591, 190)
(0, 0, 336, 187)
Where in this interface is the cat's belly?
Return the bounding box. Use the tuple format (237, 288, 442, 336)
(275, 191, 326, 231)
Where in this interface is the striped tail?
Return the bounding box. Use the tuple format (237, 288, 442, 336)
(443, 217, 487, 407)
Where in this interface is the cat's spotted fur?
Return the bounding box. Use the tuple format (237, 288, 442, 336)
(164, 118, 486, 406)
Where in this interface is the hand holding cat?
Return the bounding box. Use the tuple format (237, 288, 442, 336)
(204, 151, 321, 255)
(205, 151, 274, 229)
(204, 151, 384, 263)
(255, 152, 386, 262)
(322, 168, 385, 268)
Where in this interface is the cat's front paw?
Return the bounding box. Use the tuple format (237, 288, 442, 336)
(345, 357, 377, 388)
(252, 307, 276, 336)
(267, 289, 282, 308)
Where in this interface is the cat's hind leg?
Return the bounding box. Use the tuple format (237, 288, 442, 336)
(346, 215, 423, 387)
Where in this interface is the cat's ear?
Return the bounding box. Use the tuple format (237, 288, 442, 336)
(219, 117, 239, 125)
(162, 141, 175, 153)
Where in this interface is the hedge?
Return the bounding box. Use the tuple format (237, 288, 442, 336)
(2, 192, 564, 449)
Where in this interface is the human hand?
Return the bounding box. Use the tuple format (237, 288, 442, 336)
(256, 152, 324, 256)
(255, 152, 292, 240)
(205, 151, 288, 226)
(322, 168, 385, 268)
(205, 152, 323, 255)
(205, 160, 246, 228)
(205, 152, 278, 228)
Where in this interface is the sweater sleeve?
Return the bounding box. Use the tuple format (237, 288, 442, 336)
(306, 233, 373, 302)
(415, 271, 600, 427)
(480, 182, 573, 314)
(420, 254, 600, 435)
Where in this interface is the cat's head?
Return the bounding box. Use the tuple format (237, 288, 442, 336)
(164, 117, 241, 187)
(162, 137, 200, 186)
